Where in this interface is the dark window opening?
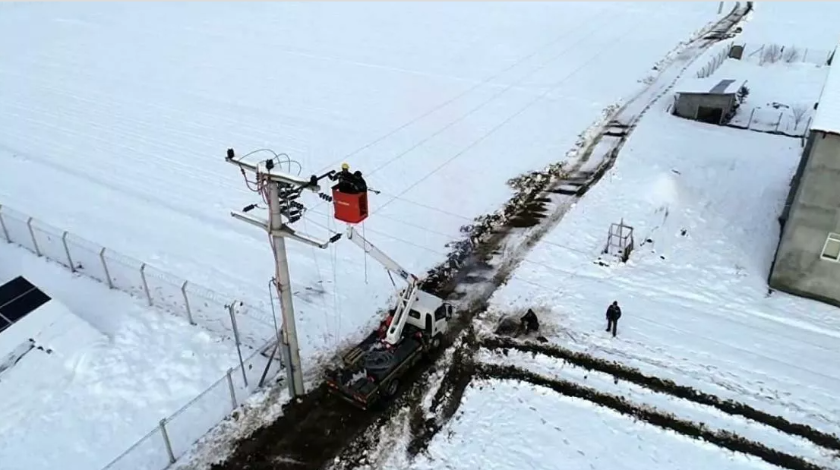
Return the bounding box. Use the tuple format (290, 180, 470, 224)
(696, 106, 724, 125)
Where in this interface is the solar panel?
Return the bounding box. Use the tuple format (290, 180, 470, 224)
(0, 276, 51, 331)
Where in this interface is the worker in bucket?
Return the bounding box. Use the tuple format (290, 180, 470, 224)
(352, 170, 368, 192)
(605, 301, 622, 337)
(332, 163, 365, 193)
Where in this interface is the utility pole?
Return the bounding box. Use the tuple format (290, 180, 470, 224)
(225, 148, 340, 398)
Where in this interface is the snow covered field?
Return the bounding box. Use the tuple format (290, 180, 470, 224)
(0, 1, 726, 367)
(406, 379, 781, 470)
(4, 2, 837, 470)
(0, 242, 257, 470)
(485, 76, 840, 438)
(478, 348, 838, 468)
(475, 4, 840, 466)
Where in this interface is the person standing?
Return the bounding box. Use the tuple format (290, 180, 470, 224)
(605, 301, 622, 337)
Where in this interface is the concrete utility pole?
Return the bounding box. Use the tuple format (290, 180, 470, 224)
(225, 149, 339, 398)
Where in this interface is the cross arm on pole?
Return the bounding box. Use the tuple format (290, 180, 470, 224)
(225, 148, 322, 192)
(229, 212, 340, 250)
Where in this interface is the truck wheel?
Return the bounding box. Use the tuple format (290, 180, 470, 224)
(384, 379, 400, 398)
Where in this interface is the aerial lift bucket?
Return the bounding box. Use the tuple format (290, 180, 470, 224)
(332, 184, 369, 224)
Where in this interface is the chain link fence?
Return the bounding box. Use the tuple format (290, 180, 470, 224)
(728, 105, 814, 138)
(0, 203, 276, 348)
(742, 42, 835, 67)
(100, 338, 282, 470)
(0, 203, 286, 469)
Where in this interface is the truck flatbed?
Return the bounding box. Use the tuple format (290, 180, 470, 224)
(325, 326, 429, 410)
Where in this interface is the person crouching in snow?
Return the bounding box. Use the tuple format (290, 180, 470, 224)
(605, 301, 621, 337)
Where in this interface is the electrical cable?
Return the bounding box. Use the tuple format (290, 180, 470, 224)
(312, 6, 612, 177)
(372, 19, 647, 216)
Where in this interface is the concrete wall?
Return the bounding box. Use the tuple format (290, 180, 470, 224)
(769, 131, 840, 306)
(673, 93, 735, 122)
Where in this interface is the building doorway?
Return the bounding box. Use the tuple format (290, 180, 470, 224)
(696, 106, 723, 124)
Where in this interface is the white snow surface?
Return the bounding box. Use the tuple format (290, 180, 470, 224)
(0, 1, 725, 366)
(406, 379, 780, 470)
(0, 278, 103, 359)
(676, 76, 744, 94)
(0, 242, 251, 470)
(479, 348, 838, 468)
(486, 59, 840, 443)
(7, 2, 835, 470)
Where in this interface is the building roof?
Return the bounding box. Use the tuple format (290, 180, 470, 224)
(0, 276, 49, 334)
(0, 275, 104, 360)
(676, 77, 742, 95)
(811, 50, 840, 134)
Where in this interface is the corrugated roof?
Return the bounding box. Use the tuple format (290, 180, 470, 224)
(811, 50, 840, 134)
(676, 77, 742, 95)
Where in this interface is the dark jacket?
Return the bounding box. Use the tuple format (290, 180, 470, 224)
(333, 169, 368, 194)
(606, 304, 622, 321)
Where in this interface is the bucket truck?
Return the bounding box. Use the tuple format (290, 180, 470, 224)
(324, 226, 455, 409)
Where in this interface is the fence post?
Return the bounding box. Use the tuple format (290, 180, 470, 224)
(61, 231, 75, 272)
(140, 263, 153, 306)
(0, 205, 9, 243)
(159, 419, 176, 464)
(226, 368, 238, 409)
(181, 281, 195, 325)
(747, 108, 756, 128)
(27, 217, 41, 256)
(100, 248, 114, 289)
(228, 302, 248, 387)
(775, 112, 783, 132)
(803, 48, 809, 63)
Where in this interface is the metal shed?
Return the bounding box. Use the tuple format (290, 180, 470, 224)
(672, 78, 744, 124)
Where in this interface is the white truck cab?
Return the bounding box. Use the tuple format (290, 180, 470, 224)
(402, 289, 453, 341)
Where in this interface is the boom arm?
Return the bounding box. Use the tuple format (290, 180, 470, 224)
(344, 226, 420, 345)
(344, 227, 419, 285)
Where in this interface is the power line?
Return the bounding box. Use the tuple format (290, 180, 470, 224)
(363, 13, 614, 180)
(312, 6, 611, 176)
(301, 207, 603, 287)
(372, 19, 646, 217)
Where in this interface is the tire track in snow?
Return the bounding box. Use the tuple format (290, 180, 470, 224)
(476, 366, 829, 470)
(480, 335, 840, 456)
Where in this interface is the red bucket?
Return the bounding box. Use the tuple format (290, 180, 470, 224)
(332, 186, 369, 224)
